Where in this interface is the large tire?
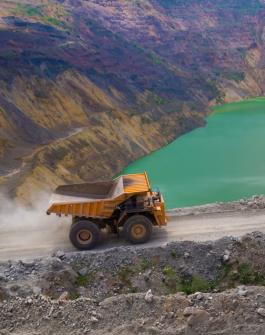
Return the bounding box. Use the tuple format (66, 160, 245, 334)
(72, 216, 80, 226)
(124, 215, 153, 244)
(70, 220, 100, 250)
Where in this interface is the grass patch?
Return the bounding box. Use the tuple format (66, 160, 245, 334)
(163, 266, 179, 293)
(15, 4, 43, 17)
(223, 70, 245, 83)
(118, 266, 135, 287)
(163, 265, 177, 278)
(170, 251, 178, 259)
(218, 262, 265, 288)
(163, 265, 214, 294)
(180, 276, 214, 295)
(75, 272, 95, 287)
(52, 147, 68, 161)
(116, 257, 160, 290)
(14, 4, 67, 29)
(45, 17, 63, 27)
(71, 260, 84, 271)
(140, 258, 153, 270)
(141, 115, 152, 124)
(147, 52, 164, 65)
(128, 286, 138, 293)
(69, 291, 80, 300)
(237, 263, 265, 285)
(147, 93, 171, 106)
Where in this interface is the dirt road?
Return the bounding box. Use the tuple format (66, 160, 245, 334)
(0, 127, 86, 198)
(1, 208, 265, 261)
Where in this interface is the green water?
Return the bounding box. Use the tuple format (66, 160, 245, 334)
(122, 98, 265, 209)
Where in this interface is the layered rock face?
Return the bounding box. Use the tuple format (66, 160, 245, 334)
(0, 0, 264, 199)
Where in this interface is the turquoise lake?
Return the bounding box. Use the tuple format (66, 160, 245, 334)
(122, 98, 265, 209)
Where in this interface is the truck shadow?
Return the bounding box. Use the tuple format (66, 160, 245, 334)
(96, 226, 169, 250)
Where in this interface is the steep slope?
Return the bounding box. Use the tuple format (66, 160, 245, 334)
(0, 0, 264, 199)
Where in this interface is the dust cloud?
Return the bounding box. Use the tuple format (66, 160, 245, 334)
(0, 193, 72, 260)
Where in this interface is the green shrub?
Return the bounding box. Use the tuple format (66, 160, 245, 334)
(16, 4, 43, 17)
(118, 266, 135, 286)
(45, 17, 63, 27)
(140, 258, 152, 270)
(75, 270, 95, 287)
(224, 70, 245, 83)
(15, 4, 66, 28)
(128, 286, 138, 293)
(219, 262, 265, 288)
(147, 52, 163, 66)
(170, 251, 178, 258)
(69, 291, 80, 300)
(53, 147, 68, 161)
(163, 265, 176, 278)
(238, 263, 265, 285)
(180, 276, 214, 295)
(141, 116, 152, 124)
(163, 266, 179, 293)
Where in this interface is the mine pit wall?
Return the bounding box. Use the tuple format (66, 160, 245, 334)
(0, 70, 206, 201)
(0, 62, 264, 202)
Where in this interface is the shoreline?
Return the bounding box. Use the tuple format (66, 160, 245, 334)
(121, 97, 265, 209)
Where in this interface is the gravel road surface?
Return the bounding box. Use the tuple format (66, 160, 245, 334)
(1, 204, 265, 261)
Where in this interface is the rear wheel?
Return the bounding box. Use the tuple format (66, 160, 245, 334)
(70, 220, 100, 250)
(124, 215, 153, 244)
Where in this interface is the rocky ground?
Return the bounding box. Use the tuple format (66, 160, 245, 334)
(170, 195, 265, 216)
(3, 286, 265, 335)
(2, 226, 265, 333)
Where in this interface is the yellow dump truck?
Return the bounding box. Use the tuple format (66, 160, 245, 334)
(47, 172, 166, 250)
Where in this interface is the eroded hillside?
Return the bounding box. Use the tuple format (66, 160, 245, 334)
(0, 0, 264, 199)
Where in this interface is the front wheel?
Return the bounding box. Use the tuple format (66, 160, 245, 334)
(69, 220, 100, 250)
(124, 215, 153, 244)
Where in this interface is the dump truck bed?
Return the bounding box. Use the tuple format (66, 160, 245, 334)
(47, 173, 153, 218)
(50, 178, 123, 204)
